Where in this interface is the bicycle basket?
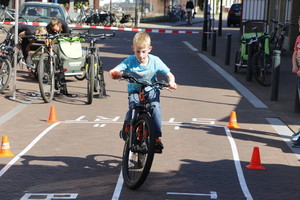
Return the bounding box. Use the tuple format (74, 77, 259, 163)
(241, 32, 263, 61)
(58, 40, 85, 76)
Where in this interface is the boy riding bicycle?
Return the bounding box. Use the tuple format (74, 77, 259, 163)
(109, 32, 177, 153)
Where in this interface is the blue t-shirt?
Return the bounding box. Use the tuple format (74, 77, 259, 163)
(117, 54, 170, 92)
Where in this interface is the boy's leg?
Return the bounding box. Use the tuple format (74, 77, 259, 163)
(120, 93, 139, 140)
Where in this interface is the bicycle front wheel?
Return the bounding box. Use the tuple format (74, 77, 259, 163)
(0, 57, 12, 93)
(87, 54, 95, 104)
(252, 52, 272, 87)
(122, 113, 156, 189)
(38, 53, 55, 102)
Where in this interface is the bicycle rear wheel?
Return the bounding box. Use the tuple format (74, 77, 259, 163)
(0, 56, 12, 93)
(122, 113, 156, 189)
(38, 53, 54, 103)
(252, 52, 272, 87)
(87, 54, 95, 104)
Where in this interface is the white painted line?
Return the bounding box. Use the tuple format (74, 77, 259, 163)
(100, 124, 106, 127)
(174, 126, 180, 130)
(21, 193, 78, 200)
(224, 127, 253, 200)
(0, 122, 61, 178)
(94, 124, 99, 127)
(266, 118, 300, 160)
(182, 41, 268, 109)
(111, 170, 124, 200)
(169, 118, 175, 122)
(192, 118, 216, 125)
(0, 104, 28, 126)
(113, 116, 120, 121)
(96, 116, 110, 121)
(75, 116, 86, 121)
(167, 191, 217, 199)
(183, 41, 198, 52)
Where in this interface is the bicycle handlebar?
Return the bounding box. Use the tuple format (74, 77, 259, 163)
(78, 32, 115, 41)
(113, 72, 170, 89)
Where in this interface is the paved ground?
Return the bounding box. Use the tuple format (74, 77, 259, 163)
(138, 13, 300, 135)
(0, 12, 300, 199)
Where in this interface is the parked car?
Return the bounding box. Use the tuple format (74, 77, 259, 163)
(227, 3, 241, 27)
(19, 2, 72, 23)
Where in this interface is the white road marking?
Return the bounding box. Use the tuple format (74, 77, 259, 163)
(182, 41, 268, 109)
(21, 193, 78, 200)
(75, 116, 86, 121)
(0, 122, 61, 178)
(169, 118, 175, 122)
(266, 118, 300, 160)
(167, 191, 218, 199)
(113, 116, 120, 121)
(224, 127, 253, 200)
(111, 170, 124, 200)
(183, 41, 198, 52)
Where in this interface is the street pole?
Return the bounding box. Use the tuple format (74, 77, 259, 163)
(201, 0, 208, 51)
(12, 0, 19, 100)
(218, 0, 223, 36)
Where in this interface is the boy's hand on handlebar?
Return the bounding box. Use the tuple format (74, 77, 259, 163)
(110, 70, 123, 79)
(168, 81, 177, 90)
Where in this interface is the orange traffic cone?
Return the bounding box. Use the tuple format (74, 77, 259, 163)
(246, 147, 266, 170)
(0, 136, 14, 157)
(227, 111, 240, 129)
(46, 106, 60, 123)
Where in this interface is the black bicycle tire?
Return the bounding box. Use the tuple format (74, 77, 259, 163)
(74, 74, 86, 81)
(0, 56, 12, 93)
(122, 113, 156, 189)
(252, 52, 272, 87)
(119, 15, 134, 28)
(87, 54, 95, 104)
(234, 50, 241, 73)
(94, 58, 101, 93)
(38, 53, 54, 103)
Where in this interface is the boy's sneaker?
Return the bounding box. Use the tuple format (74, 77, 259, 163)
(292, 133, 300, 148)
(120, 124, 130, 141)
(291, 129, 300, 142)
(155, 138, 164, 154)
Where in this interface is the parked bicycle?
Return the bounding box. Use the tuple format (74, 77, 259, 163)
(78, 31, 115, 104)
(114, 12, 134, 28)
(0, 27, 13, 93)
(113, 72, 171, 189)
(28, 33, 85, 102)
(250, 28, 272, 86)
(269, 19, 292, 52)
(0, 6, 15, 22)
(0, 26, 28, 93)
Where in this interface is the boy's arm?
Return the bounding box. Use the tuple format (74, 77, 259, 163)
(292, 51, 299, 74)
(166, 72, 177, 90)
(109, 67, 123, 79)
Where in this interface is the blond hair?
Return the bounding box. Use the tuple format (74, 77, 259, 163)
(35, 27, 47, 35)
(133, 32, 151, 48)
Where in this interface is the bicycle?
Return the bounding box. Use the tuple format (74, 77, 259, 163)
(0, 27, 12, 93)
(269, 19, 292, 52)
(114, 72, 171, 189)
(250, 28, 272, 86)
(115, 12, 134, 28)
(0, 26, 28, 93)
(78, 31, 115, 104)
(0, 6, 15, 22)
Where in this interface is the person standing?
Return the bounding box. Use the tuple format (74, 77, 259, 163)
(186, 0, 195, 25)
(291, 16, 300, 147)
